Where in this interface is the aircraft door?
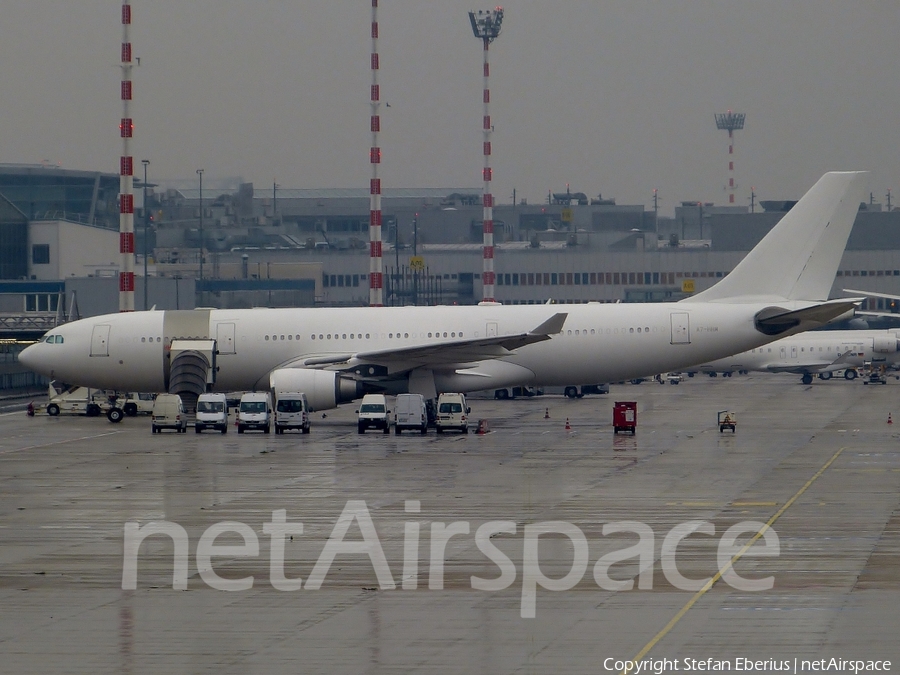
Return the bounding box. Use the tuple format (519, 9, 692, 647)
(486, 322, 499, 337)
(90, 324, 111, 357)
(670, 312, 690, 344)
(780, 346, 786, 360)
(791, 346, 798, 360)
(216, 323, 236, 354)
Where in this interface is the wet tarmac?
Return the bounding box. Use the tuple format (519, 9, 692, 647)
(1, 374, 898, 674)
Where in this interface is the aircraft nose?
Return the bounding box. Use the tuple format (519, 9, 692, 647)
(18, 343, 41, 373)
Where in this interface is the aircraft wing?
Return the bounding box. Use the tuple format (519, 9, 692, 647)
(290, 312, 568, 371)
(843, 289, 900, 320)
(843, 289, 900, 302)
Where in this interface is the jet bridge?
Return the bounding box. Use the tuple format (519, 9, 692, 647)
(162, 309, 216, 410)
(169, 339, 216, 402)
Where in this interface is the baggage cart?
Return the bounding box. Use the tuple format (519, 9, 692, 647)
(718, 410, 736, 433)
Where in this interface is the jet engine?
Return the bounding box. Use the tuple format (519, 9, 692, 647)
(872, 336, 900, 354)
(269, 369, 361, 411)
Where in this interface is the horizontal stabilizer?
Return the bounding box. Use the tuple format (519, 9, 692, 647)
(755, 299, 861, 336)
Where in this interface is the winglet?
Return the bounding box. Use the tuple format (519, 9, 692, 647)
(691, 172, 868, 302)
(529, 312, 567, 337)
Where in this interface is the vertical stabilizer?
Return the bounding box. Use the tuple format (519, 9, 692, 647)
(690, 171, 868, 302)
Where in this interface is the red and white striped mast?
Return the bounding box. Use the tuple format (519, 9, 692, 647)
(368, 0, 384, 307)
(469, 8, 504, 304)
(119, 1, 135, 312)
(714, 110, 745, 205)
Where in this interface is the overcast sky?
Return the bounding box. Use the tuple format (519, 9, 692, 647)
(2, 1, 898, 214)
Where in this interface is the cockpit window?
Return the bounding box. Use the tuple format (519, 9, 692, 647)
(43, 335, 64, 344)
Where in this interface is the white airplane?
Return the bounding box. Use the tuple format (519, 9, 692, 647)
(19, 172, 868, 421)
(684, 328, 900, 384)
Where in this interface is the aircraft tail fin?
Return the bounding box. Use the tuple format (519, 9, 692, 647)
(690, 171, 868, 303)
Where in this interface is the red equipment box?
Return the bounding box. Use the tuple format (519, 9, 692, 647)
(613, 401, 637, 435)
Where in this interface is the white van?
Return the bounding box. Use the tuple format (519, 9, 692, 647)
(274, 392, 311, 434)
(195, 392, 229, 434)
(394, 393, 427, 435)
(357, 393, 391, 434)
(436, 392, 469, 434)
(238, 392, 272, 434)
(151, 394, 187, 434)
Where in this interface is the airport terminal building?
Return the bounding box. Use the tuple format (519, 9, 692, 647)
(3, 164, 900, 318)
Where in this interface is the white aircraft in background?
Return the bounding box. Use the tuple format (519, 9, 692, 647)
(20, 172, 868, 421)
(684, 328, 900, 384)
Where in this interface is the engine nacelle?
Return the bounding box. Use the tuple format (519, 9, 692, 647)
(872, 336, 899, 354)
(269, 369, 361, 411)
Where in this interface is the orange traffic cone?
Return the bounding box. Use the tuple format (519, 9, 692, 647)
(565, 418, 571, 431)
(889, 413, 893, 425)
(544, 407, 550, 419)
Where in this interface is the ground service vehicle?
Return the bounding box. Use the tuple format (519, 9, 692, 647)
(274, 392, 311, 434)
(238, 392, 272, 433)
(151, 394, 187, 433)
(357, 394, 391, 434)
(195, 393, 229, 433)
(718, 410, 737, 433)
(493, 386, 541, 399)
(543, 384, 609, 398)
(436, 392, 469, 434)
(613, 401, 637, 435)
(394, 393, 428, 434)
(122, 392, 155, 417)
(41, 382, 110, 417)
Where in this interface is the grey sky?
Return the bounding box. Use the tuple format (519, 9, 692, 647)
(2, 1, 898, 214)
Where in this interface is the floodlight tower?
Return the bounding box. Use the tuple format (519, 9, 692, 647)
(714, 110, 745, 204)
(469, 7, 504, 304)
(118, 1, 135, 312)
(368, 0, 384, 306)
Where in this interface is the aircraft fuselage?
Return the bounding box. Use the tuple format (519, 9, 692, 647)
(22, 302, 807, 401)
